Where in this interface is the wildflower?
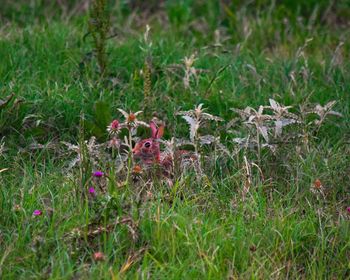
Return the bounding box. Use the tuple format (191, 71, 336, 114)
(89, 187, 96, 195)
(93, 171, 104, 177)
(346, 207, 350, 214)
(108, 137, 121, 149)
(93, 251, 105, 261)
(132, 165, 142, 174)
(33, 210, 42, 216)
(177, 103, 223, 122)
(128, 113, 136, 122)
(117, 109, 148, 128)
(132, 165, 143, 182)
(310, 178, 325, 197)
(107, 120, 120, 135)
(313, 179, 322, 190)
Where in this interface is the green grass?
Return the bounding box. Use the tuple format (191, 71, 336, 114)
(1, 1, 350, 279)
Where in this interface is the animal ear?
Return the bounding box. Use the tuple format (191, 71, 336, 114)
(150, 121, 158, 138)
(150, 121, 165, 139)
(156, 124, 164, 139)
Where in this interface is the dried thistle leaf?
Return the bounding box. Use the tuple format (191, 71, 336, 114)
(216, 142, 231, 157)
(258, 126, 269, 142)
(267, 99, 298, 120)
(182, 116, 198, 142)
(178, 104, 222, 122)
(199, 135, 217, 145)
(269, 99, 279, 111)
(275, 120, 283, 137)
(328, 111, 343, 117)
(201, 112, 223, 121)
(232, 137, 248, 145)
(117, 108, 129, 118)
(231, 107, 253, 120)
(170, 138, 194, 147)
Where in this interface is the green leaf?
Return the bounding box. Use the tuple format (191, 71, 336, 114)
(85, 119, 105, 139)
(93, 100, 112, 128)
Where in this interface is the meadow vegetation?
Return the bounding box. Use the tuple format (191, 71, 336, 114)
(0, 1, 350, 279)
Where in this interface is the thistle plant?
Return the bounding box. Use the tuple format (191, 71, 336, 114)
(232, 105, 273, 162)
(115, 109, 149, 183)
(177, 104, 223, 174)
(266, 99, 300, 137)
(299, 100, 342, 151)
(62, 98, 341, 194)
(182, 54, 198, 89)
(116, 109, 149, 152)
(63, 136, 106, 171)
(163, 53, 207, 91)
(302, 100, 342, 127)
(231, 98, 342, 163)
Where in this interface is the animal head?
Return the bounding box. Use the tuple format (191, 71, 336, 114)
(132, 121, 164, 164)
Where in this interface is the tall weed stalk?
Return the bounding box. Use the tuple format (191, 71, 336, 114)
(88, 0, 111, 78)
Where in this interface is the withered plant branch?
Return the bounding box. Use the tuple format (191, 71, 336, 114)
(65, 216, 139, 243)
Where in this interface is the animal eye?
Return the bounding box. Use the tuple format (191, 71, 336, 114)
(144, 141, 151, 148)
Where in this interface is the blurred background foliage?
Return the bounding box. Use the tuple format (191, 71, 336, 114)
(1, 0, 349, 26)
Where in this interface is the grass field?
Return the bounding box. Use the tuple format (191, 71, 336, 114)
(1, 1, 350, 279)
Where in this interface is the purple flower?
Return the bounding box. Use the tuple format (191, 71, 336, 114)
(33, 210, 42, 216)
(89, 187, 96, 194)
(347, 207, 350, 214)
(93, 171, 104, 178)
